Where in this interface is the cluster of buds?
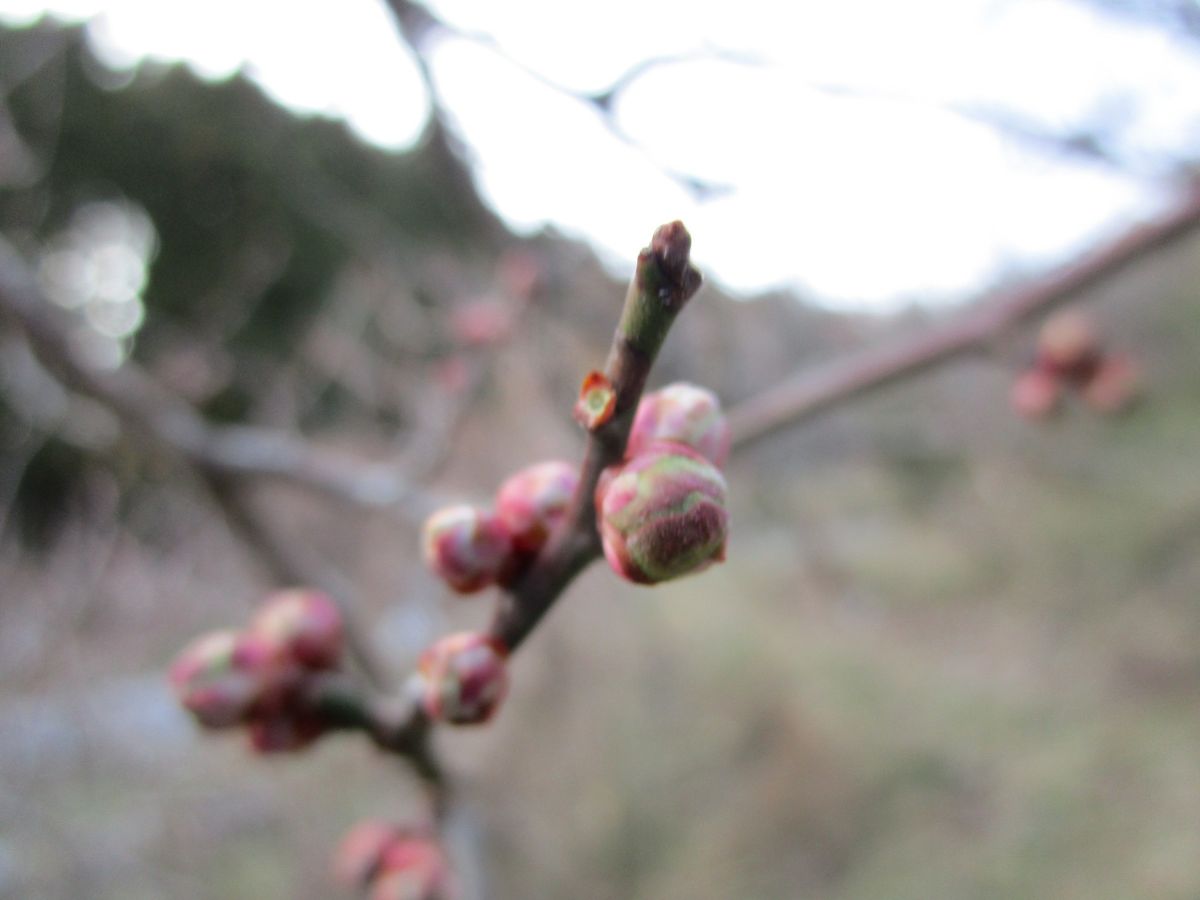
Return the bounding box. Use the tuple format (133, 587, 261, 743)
(595, 382, 731, 584)
(422, 461, 578, 594)
(416, 382, 730, 726)
(169, 589, 343, 753)
(335, 820, 455, 900)
(1011, 310, 1142, 420)
(417, 460, 577, 728)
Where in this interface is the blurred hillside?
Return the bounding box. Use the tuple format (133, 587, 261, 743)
(1, 19, 1199, 900)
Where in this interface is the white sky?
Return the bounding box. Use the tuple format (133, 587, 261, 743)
(2, 0, 1200, 310)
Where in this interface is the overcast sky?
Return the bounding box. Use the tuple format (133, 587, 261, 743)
(3, 0, 1200, 310)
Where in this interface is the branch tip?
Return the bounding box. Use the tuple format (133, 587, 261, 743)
(641, 220, 702, 307)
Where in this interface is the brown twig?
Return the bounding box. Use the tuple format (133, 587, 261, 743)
(727, 182, 1200, 451)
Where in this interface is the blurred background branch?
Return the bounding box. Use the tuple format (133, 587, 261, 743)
(727, 179, 1200, 449)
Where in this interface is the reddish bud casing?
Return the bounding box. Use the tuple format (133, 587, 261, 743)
(416, 632, 509, 725)
(421, 505, 513, 593)
(596, 442, 729, 585)
(573, 371, 616, 430)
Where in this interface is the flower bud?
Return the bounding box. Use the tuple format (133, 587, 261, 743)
(421, 505, 513, 593)
(1037, 310, 1101, 382)
(628, 382, 731, 467)
(1010, 368, 1062, 420)
(1082, 353, 1141, 415)
(335, 820, 403, 889)
(374, 836, 453, 900)
(416, 632, 509, 725)
(250, 588, 344, 670)
(495, 461, 578, 553)
(596, 442, 729, 585)
(169, 630, 261, 728)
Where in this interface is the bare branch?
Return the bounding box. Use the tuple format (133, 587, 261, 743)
(0, 234, 438, 523)
(381, 0, 742, 200)
(727, 182, 1200, 451)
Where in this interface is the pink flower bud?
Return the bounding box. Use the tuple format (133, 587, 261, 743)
(416, 632, 509, 725)
(421, 506, 513, 593)
(334, 820, 403, 889)
(169, 630, 261, 728)
(595, 442, 729, 585)
(246, 711, 326, 754)
(628, 382, 731, 468)
(495, 461, 578, 553)
(1010, 368, 1063, 420)
(249, 588, 344, 670)
(1082, 353, 1141, 415)
(1036, 310, 1101, 382)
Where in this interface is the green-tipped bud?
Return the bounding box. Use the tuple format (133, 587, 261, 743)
(595, 442, 729, 585)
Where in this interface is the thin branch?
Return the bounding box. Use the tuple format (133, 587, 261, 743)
(382, 0, 742, 200)
(300, 671, 445, 793)
(727, 182, 1200, 451)
(0, 235, 437, 523)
